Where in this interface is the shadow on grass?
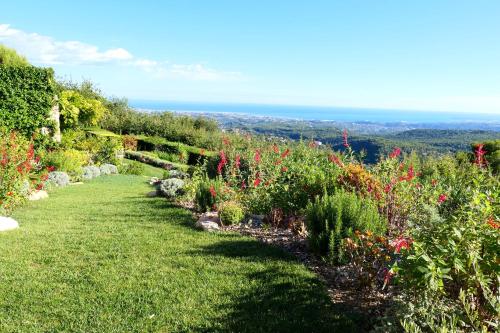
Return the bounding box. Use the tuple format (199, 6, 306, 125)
(189, 239, 363, 333)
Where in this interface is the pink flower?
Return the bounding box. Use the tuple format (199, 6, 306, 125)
(438, 194, 447, 203)
(253, 178, 261, 187)
(217, 150, 227, 174)
(241, 180, 247, 189)
(234, 155, 241, 169)
(342, 129, 349, 148)
(389, 147, 401, 159)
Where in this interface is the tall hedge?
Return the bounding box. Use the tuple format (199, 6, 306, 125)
(0, 66, 55, 136)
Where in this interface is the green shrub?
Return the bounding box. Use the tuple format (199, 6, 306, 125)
(119, 160, 145, 175)
(0, 65, 55, 137)
(43, 149, 88, 179)
(0, 45, 29, 66)
(195, 177, 226, 212)
(306, 190, 386, 263)
(219, 201, 245, 225)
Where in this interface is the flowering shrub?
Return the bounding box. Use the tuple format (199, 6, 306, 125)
(391, 191, 500, 332)
(194, 176, 232, 212)
(47, 171, 70, 187)
(158, 178, 185, 198)
(0, 131, 47, 215)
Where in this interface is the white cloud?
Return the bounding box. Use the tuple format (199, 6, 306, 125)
(0, 24, 132, 64)
(0, 23, 241, 81)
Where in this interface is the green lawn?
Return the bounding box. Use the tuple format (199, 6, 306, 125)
(1, 176, 360, 332)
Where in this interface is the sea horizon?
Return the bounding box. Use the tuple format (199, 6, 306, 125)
(129, 99, 499, 124)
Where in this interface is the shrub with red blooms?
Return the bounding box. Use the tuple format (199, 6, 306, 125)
(0, 130, 47, 215)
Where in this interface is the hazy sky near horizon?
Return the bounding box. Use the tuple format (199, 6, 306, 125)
(1, 0, 499, 114)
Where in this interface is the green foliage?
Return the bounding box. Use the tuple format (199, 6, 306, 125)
(42, 149, 88, 179)
(118, 160, 145, 175)
(0, 44, 29, 66)
(124, 151, 189, 172)
(0, 66, 55, 137)
(394, 193, 499, 332)
(99, 106, 221, 149)
(219, 201, 245, 225)
(306, 190, 386, 263)
(136, 136, 213, 165)
(59, 90, 107, 129)
(194, 176, 227, 212)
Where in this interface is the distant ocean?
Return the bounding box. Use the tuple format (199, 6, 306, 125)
(129, 100, 499, 124)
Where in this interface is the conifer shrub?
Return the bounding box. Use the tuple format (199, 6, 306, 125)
(218, 201, 245, 225)
(306, 190, 386, 263)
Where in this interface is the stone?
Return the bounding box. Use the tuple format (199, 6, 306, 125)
(247, 214, 265, 228)
(195, 212, 220, 232)
(28, 190, 49, 201)
(0, 217, 19, 231)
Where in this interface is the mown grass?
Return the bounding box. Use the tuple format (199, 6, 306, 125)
(1, 176, 360, 332)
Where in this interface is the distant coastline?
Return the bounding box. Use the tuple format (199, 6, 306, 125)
(129, 100, 499, 124)
(129, 100, 500, 133)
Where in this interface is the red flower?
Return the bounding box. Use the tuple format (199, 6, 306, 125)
(254, 149, 261, 164)
(241, 180, 247, 189)
(383, 268, 394, 287)
(281, 148, 290, 159)
(384, 184, 392, 193)
(438, 194, 447, 203)
(474, 144, 486, 167)
(328, 154, 344, 167)
(272, 144, 279, 154)
(487, 217, 500, 229)
(254, 172, 261, 187)
(342, 129, 349, 148)
(281, 166, 288, 172)
(391, 236, 412, 253)
(222, 137, 231, 146)
(235, 155, 241, 169)
(209, 185, 217, 198)
(217, 150, 227, 174)
(17, 165, 24, 174)
(389, 147, 401, 159)
(431, 179, 438, 187)
(36, 183, 43, 191)
(47, 166, 56, 172)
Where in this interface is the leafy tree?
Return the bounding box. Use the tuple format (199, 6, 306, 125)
(0, 44, 29, 66)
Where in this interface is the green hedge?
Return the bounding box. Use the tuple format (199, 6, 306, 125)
(136, 136, 215, 165)
(0, 66, 55, 136)
(125, 151, 189, 172)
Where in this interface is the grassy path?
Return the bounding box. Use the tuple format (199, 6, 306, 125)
(0, 176, 359, 332)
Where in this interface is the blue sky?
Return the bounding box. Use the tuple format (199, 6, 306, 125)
(1, 0, 499, 113)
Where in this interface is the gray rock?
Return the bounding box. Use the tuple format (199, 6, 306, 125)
(247, 214, 265, 228)
(195, 212, 220, 232)
(0, 216, 19, 231)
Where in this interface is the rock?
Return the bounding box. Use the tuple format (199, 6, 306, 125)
(28, 190, 49, 201)
(195, 212, 220, 232)
(0, 217, 19, 231)
(247, 214, 265, 228)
